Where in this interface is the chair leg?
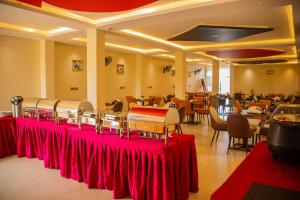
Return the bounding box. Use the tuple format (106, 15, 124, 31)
(211, 130, 217, 145)
(216, 131, 220, 142)
(227, 136, 232, 154)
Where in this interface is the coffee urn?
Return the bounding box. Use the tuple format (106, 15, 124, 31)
(10, 96, 23, 117)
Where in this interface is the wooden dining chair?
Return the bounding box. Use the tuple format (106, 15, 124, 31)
(227, 112, 255, 154)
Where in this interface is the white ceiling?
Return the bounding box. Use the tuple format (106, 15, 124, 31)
(0, 0, 299, 64)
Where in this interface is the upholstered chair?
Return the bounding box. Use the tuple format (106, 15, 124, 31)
(209, 107, 227, 145)
(227, 112, 255, 154)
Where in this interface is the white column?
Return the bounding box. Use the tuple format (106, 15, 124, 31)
(212, 60, 220, 94)
(40, 39, 55, 98)
(135, 54, 143, 98)
(87, 29, 106, 110)
(230, 64, 235, 95)
(174, 51, 186, 99)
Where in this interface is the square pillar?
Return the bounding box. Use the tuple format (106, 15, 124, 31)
(175, 51, 186, 99)
(40, 39, 55, 98)
(212, 60, 219, 95)
(87, 29, 106, 110)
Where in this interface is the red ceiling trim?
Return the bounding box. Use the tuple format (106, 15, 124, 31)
(17, 0, 42, 7)
(16, 0, 158, 12)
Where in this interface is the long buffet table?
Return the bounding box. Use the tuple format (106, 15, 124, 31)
(211, 142, 300, 200)
(0, 117, 198, 200)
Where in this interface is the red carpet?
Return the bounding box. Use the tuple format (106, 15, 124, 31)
(211, 142, 300, 200)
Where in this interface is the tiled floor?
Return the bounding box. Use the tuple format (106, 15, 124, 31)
(0, 121, 246, 200)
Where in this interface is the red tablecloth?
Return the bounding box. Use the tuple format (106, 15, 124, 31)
(1, 117, 199, 200)
(211, 142, 300, 200)
(0, 117, 16, 157)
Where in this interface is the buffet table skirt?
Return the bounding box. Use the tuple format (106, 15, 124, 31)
(0, 117, 16, 157)
(211, 142, 300, 200)
(1, 117, 199, 200)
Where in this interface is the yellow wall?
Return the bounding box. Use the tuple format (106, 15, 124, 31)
(53, 43, 175, 105)
(105, 51, 136, 103)
(141, 56, 175, 97)
(55, 42, 87, 100)
(0, 35, 41, 110)
(234, 64, 300, 95)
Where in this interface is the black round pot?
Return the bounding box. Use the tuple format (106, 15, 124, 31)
(268, 120, 300, 163)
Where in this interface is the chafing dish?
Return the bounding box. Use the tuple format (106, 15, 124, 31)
(22, 97, 40, 117)
(127, 106, 180, 144)
(100, 112, 127, 137)
(79, 111, 101, 132)
(55, 100, 94, 124)
(268, 104, 300, 162)
(36, 99, 60, 120)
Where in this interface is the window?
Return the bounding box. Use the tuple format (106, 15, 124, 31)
(205, 66, 212, 92)
(219, 66, 230, 94)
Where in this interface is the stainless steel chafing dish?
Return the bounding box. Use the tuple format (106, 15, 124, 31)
(100, 111, 127, 137)
(55, 100, 94, 124)
(127, 106, 180, 144)
(79, 111, 101, 132)
(22, 97, 40, 117)
(36, 99, 60, 120)
(22, 97, 60, 121)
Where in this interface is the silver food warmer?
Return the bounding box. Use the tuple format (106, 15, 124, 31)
(100, 111, 127, 137)
(127, 106, 180, 144)
(79, 111, 102, 132)
(55, 100, 94, 125)
(22, 97, 40, 117)
(22, 97, 60, 121)
(36, 99, 60, 120)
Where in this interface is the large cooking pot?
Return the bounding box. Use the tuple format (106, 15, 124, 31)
(267, 104, 300, 162)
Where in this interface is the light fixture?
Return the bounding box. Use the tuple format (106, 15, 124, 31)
(0, 22, 74, 36)
(48, 27, 72, 35)
(72, 37, 167, 54)
(121, 29, 184, 49)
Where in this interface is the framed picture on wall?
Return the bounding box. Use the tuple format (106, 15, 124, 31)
(72, 60, 83, 71)
(116, 64, 125, 74)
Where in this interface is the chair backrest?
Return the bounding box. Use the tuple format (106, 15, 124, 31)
(234, 100, 242, 112)
(178, 100, 192, 114)
(148, 96, 156, 106)
(227, 96, 235, 106)
(178, 106, 185, 124)
(166, 95, 174, 103)
(208, 96, 218, 108)
(227, 112, 253, 138)
(209, 107, 225, 129)
(154, 96, 163, 106)
(125, 96, 136, 104)
(112, 101, 123, 112)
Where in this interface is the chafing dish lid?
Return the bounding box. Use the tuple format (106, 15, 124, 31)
(23, 97, 40, 108)
(128, 106, 179, 124)
(37, 99, 60, 110)
(56, 100, 94, 113)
